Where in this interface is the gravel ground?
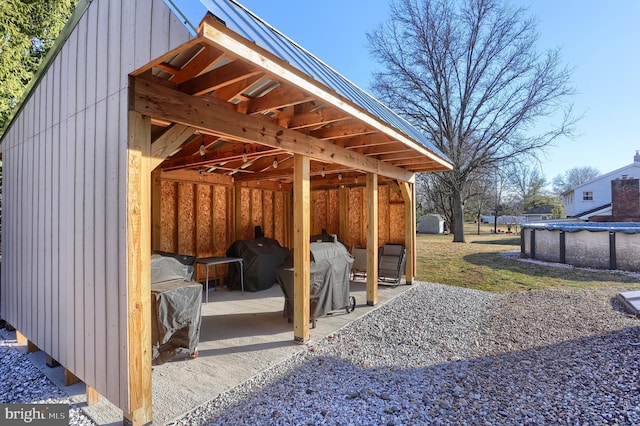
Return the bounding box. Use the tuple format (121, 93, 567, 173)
(0, 328, 96, 425)
(169, 283, 640, 426)
(2, 282, 639, 425)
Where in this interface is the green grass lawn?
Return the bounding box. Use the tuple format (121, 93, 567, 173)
(415, 229, 640, 292)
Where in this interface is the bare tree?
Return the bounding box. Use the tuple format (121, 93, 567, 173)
(368, 0, 576, 242)
(552, 166, 600, 195)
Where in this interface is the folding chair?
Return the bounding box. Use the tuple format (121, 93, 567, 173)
(378, 244, 406, 286)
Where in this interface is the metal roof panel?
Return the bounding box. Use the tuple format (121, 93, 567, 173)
(169, 0, 450, 163)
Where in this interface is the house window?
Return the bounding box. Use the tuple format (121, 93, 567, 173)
(583, 191, 593, 201)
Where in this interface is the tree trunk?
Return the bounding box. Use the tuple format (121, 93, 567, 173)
(452, 190, 466, 242)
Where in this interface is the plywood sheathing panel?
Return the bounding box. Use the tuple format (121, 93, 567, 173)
(348, 187, 363, 249)
(160, 181, 177, 252)
(177, 183, 196, 254)
(274, 191, 285, 244)
(251, 189, 263, 234)
(328, 189, 339, 235)
(214, 186, 228, 255)
(389, 203, 405, 244)
(311, 190, 328, 236)
(240, 187, 251, 240)
(378, 185, 390, 247)
(157, 177, 405, 261)
(263, 191, 274, 238)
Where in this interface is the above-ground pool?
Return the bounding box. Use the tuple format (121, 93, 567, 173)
(521, 222, 640, 272)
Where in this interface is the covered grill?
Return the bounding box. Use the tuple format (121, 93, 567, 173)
(150, 254, 202, 364)
(225, 237, 289, 292)
(276, 236, 355, 324)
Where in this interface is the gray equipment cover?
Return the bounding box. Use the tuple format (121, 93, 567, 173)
(151, 255, 202, 365)
(225, 237, 289, 292)
(277, 239, 354, 319)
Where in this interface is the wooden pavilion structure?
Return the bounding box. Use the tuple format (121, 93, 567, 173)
(0, 0, 451, 423)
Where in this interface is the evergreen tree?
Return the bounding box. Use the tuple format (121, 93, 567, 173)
(0, 0, 76, 130)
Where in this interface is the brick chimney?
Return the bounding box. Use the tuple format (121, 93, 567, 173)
(635, 150, 640, 164)
(611, 176, 640, 221)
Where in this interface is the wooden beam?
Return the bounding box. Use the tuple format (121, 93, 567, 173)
(179, 60, 263, 96)
(212, 74, 265, 102)
(287, 108, 350, 130)
(150, 124, 195, 170)
(124, 111, 153, 425)
(130, 39, 203, 77)
(160, 169, 234, 186)
(341, 134, 395, 149)
(27, 340, 39, 353)
(399, 181, 416, 283)
(199, 17, 453, 171)
(362, 147, 415, 158)
(65, 369, 79, 386)
(293, 154, 311, 343)
(170, 45, 225, 84)
(245, 85, 313, 115)
(45, 354, 60, 368)
(366, 173, 379, 306)
(310, 122, 376, 140)
(87, 386, 102, 406)
(132, 78, 415, 182)
(15, 330, 27, 345)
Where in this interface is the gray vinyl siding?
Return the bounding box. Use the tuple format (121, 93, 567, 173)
(0, 0, 192, 411)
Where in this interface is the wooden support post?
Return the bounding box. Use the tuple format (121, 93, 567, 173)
(45, 354, 60, 368)
(15, 330, 27, 345)
(124, 110, 153, 425)
(27, 341, 39, 354)
(399, 181, 416, 283)
(366, 173, 378, 306)
(65, 369, 79, 386)
(338, 185, 349, 247)
(86, 385, 102, 406)
(293, 154, 311, 343)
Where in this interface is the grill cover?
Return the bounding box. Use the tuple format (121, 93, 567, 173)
(225, 237, 289, 291)
(277, 239, 354, 319)
(151, 254, 201, 365)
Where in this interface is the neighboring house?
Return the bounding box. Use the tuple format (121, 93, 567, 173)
(562, 151, 640, 220)
(522, 205, 555, 222)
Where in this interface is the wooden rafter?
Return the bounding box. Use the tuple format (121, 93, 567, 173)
(171, 44, 226, 84)
(179, 60, 263, 96)
(198, 15, 452, 171)
(133, 78, 415, 182)
(287, 107, 350, 130)
(310, 122, 376, 140)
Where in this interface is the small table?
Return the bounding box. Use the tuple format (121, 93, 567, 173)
(195, 257, 244, 302)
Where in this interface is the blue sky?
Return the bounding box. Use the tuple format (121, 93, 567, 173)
(190, 0, 640, 183)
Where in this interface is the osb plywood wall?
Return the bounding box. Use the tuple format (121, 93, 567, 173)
(343, 185, 405, 250)
(153, 178, 406, 280)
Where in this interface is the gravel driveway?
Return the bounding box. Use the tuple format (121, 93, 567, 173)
(2, 282, 639, 425)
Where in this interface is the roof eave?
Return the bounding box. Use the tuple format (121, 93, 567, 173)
(198, 15, 452, 173)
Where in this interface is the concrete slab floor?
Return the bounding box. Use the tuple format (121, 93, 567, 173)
(22, 279, 415, 425)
